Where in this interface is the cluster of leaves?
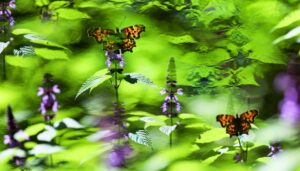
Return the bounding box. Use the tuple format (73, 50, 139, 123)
(1, 0, 300, 171)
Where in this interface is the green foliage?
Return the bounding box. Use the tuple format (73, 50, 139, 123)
(56, 8, 91, 20)
(129, 130, 153, 148)
(76, 69, 111, 98)
(1, 0, 300, 170)
(124, 73, 156, 86)
(159, 125, 177, 136)
(167, 57, 176, 83)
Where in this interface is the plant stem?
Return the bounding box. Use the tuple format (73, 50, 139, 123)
(45, 119, 54, 167)
(237, 136, 247, 162)
(49, 155, 53, 167)
(169, 86, 174, 148)
(245, 142, 248, 162)
(1, 52, 6, 80)
(114, 62, 119, 103)
(169, 117, 173, 148)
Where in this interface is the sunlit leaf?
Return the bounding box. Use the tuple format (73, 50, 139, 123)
(273, 9, 300, 30)
(5, 55, 38, 68)
(24, 123, 45, 136)
(129, 130, 153, 148)
(163, 34, 197, 44)
(49, 1, 70, 10)
(56, 8, 91, 20)
(14, 130, 30, 142)
(75, 69, 111, 99)
(54, 117, 84, 129)
(124, 73, 156, 87)
(196, 128, 227, 143)
(0, 149, 25, 164)
(29, 144, 64, 155)
(273, 26, 300, 44)
(34, 48, 69, 60)
(159, 125, 177, 136)
(37, 125, 57, 142)
(0, 41, 10, 54)
(35, 0, 50, 6)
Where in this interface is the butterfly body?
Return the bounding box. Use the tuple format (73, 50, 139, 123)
(216, 110, 258, 137)
(88, 25, 145, 53)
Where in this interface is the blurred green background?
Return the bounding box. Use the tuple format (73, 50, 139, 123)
(1, 0, 300, 170)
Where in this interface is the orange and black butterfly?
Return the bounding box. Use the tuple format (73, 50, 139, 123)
(216, 110, 258, 138)
(88, 25, 145, 52)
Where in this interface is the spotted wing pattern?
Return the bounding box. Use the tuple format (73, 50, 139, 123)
(121, 25, 145, 39)
(216, 115, 235, 127)
(240, 110, 258, 123)
(88, 25, 145, 52)
(88, 28, 117, 43)
(122, 38, 136, 52)
(240, 121, 251, 135)
(226, 123, 237, 137)
(217, 110, 258, 138)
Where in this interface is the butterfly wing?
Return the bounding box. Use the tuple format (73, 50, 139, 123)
(240, 110, 258, 123)
(88, 28, 117, 43)
(226, 123, 238, 138)
(121, 38, 136, 52)
(216, 114, 235, 127)
(240, 121, 251, 135)
(121, 25, 145, 39)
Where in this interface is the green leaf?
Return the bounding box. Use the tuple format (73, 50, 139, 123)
(24, 142, 37, 149)
(236, 65, 260, 86)
(129, 130, 153, 148)
(56, 8, 90, 20)
(195, 128, 227, 143)
(273, 9, 300, 31)
(54, 118, 84, 129)
(22, 34, 68, 50)
(159, 125, 177, 136)
(163, 34, 197, 44)
(29, 144, 64, 156)
(202, 154, 222, 165)
(37, 125, 57, 142)
(139, 116, 166, 128)
(77, 1, 101, 8)
(139, 1, 170, 12)
(273, 26, 300, 44)
(75, 69, 111, 99)
(124, 73, 156, 87)
(0, 42, 10, 54)
(182, 49, 231, 65)
(35, 48, 69, 60)
(243, 31, 285, 64)
(35, 0, 50, 6)
(24, 123, 45, 136)
(5, 56, 38, 68)
(12, 29, 36, 35)
(0, 149, 26, 164)
(49, 1, 70, 10)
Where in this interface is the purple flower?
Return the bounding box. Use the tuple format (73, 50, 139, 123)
(160, 88, 183, 117)
(233, 153, 243, 163)
(105, 49, 125, 70)
(268, 142, 283, 157)
(8, 0, 16, 8)
(38, 74, 61, 121)
(4, 106, 27, 166)
(275, 72, 300, 124)
(0, 0, 15, 26)
(107, 144, 132, 167)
